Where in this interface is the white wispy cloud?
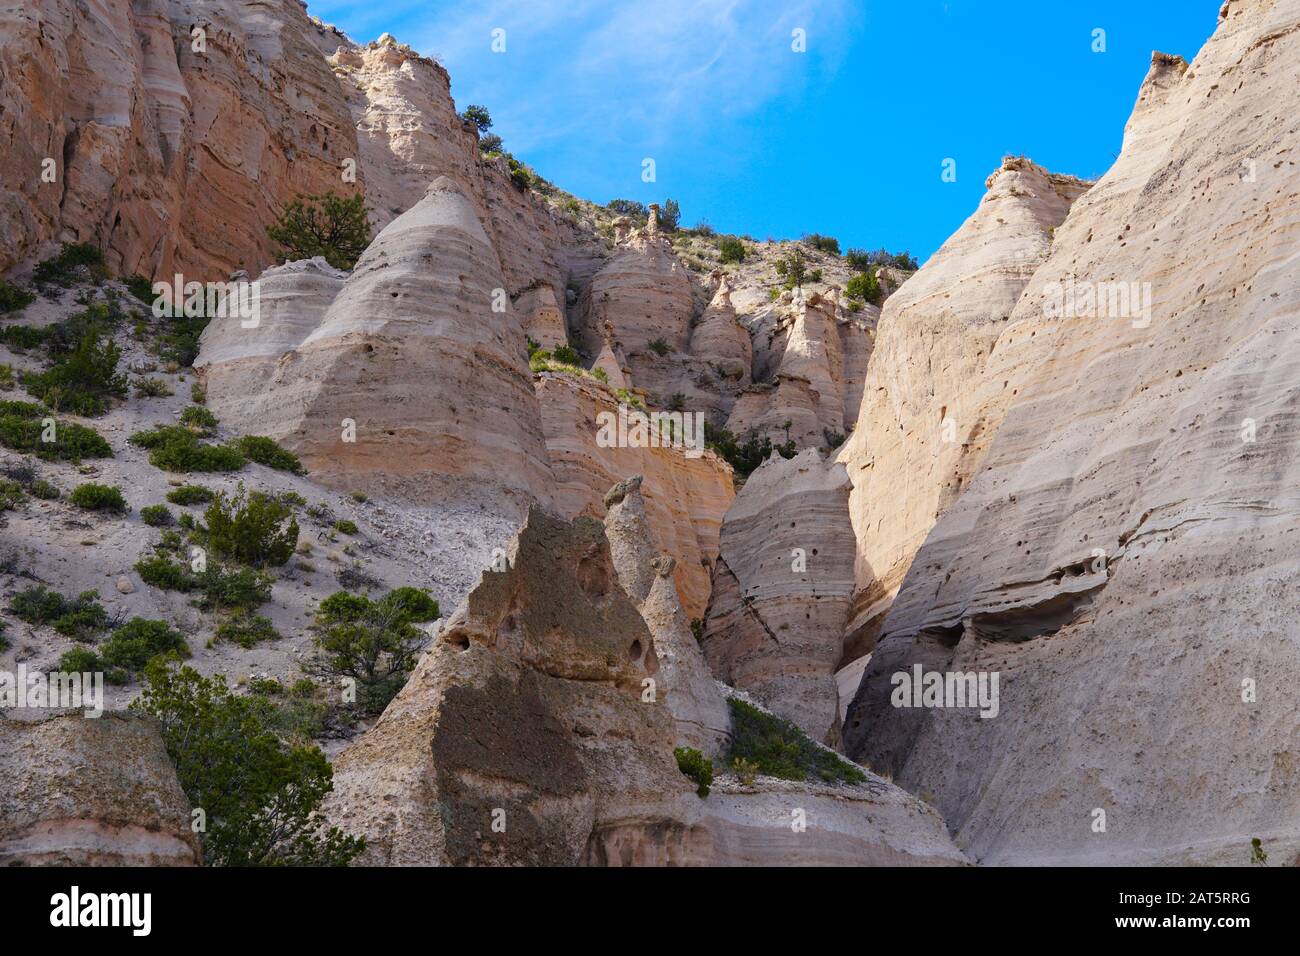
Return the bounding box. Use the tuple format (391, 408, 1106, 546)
(309, 0, 857, 155)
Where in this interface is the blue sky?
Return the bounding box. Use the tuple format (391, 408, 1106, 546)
(306, 0, 1222, 263)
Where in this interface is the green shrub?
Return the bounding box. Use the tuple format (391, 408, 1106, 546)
(133, 662, 365, 866)
(726, 697, 866, 785)
(704, 423, 796, 479)
(129, 424, 245, 472)
(136, 550, 272, 613)
(550, 345, 583, 367)
(22, 325, 126, 416)
(606, 199, 648, 218)
(0, 325, 50, 352)
(32, 243, 106, 288)
(717, 236, 746, 263)
(383, 586, 440, 622)
(309, 588, 438, 714)
(156, 312, 211, 368)
(140, 503, 174, 526)
(166, 484, 215, 505)
(0, 478, 24, 511)
(0, 364, 14, 390)
(30, 478, 59, 500)
(731, 756, 760, 786)
(267, 191, 372, 271)
(9, 585, 110, 640)
(674, 747, 713, 798)
(215, 612, 280, 649)
(804, 233, 840, 255)
(134, 377, 173, 398)
(203, 487, 299, 568)
(349, 490, 367, 503)
(52, 595, 111, 640)
(135, 553, 196, 592)
(190, 382, 206, 404)
(460, 104, 492, 134)
(57, 646, 127, 684)
(180, 405, 219, 432)
(333, 519, 358, 535)
(125, 274, 155, 305)
(648, 338, 672, 357)
(0, 279, 35, 313)
(845, 270, 883, 307)
(235, 435, 304, 474)
(101, 617, 189, 671)
(196, 564, 273, 612)
(69, 482, 129, 513)
(0, 415, 112, 461)
(0, 400, 44, 419)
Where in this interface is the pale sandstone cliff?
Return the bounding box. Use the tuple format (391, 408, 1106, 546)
(603, 477, 731, 755)
(198, 176, 555, 516)
(702, 449, 858, 746)
(837, 158, 1089, 656)
(0, 0, 364, 279)
(534, 372, 734, 620)
(0, 713, 200, 866)
(844, 0, 1300, 865)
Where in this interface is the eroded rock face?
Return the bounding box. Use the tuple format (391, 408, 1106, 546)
(535, 373, 734, 619)
(702, 449, 857, 746)
(0, 0, 365, 279)
(844, 0, 1300, 865)
(320, 502, 967, 866)
(199, 177, 554, 517)
(579, 231, 696, 382)
(604, 477, 731, 755)
(704, 771, 966, 866)
(689, 274, 751, 381)
(0, 713, 199, 866)
(836, 157, 1088, 656)
(321, 506, 709, 865)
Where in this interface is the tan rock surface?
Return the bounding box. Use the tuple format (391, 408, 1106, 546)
(844, 0, 1300, 865)
(321, 506, 709, 865)
(837, 157, 1088, 655)
(689, 274, 751, 381)
(703, 449, 857, 746)
(604, 477, 731, 755)
(0, 712, 199, 866)
(0, 0, 366, 279)
(535, 372, 734, 619)
(200, 176, 554, 517)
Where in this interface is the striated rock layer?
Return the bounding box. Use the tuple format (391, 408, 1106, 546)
(837, 157, 1088, 655)
(198, 177, 554, 516)
(844, 0, 1300, 865)
(0, 0, 363, 279)
(702, 449, 858, 746)
(604, 477, 731, 756)
(535, 372, 734, 619)
(0, 713, 200, 866)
